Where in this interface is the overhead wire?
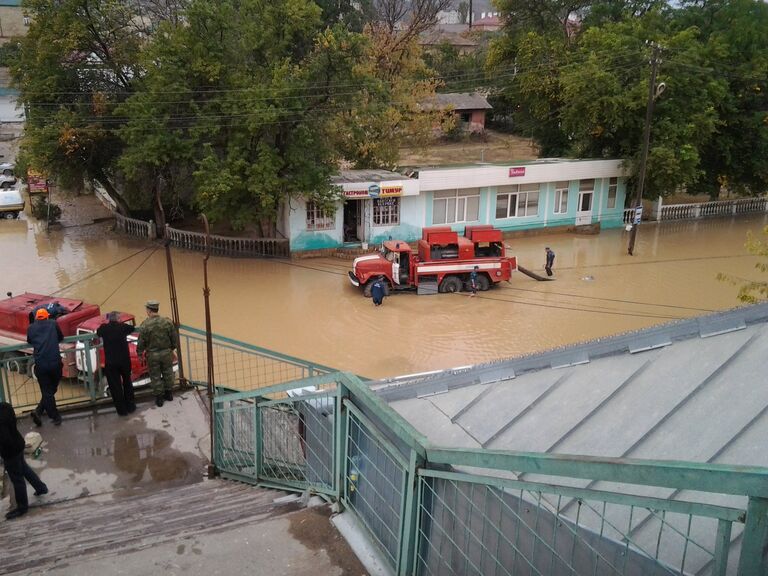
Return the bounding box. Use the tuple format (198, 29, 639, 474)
(51, 245, 157, 297)
(99, 246, 161, 307)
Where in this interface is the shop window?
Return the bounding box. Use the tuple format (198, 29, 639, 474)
(496, 184, 539, 218)
(432, 189, 479, 224)
(373, 197, 400, 226)
(607, 177, 618, 209)
(554, 181, 569, 214)
(306, 201, 335, 231)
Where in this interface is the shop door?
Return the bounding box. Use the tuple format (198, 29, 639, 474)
(356, 200, 367, 243)
(576, 191, 593, 225)
(343, 201, 359, 242)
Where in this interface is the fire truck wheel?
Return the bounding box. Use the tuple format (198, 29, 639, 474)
(476, 274, 491, 291)
(440, 276, 462, 293)
(363, 280, 373, 298)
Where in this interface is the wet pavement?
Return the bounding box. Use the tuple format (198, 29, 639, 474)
(0, 391, 372, 576)
(1, 390, 210, 513)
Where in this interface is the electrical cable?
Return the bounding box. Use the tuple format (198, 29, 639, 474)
(51, 245, 157, 296)
(99, 246, 160, 307)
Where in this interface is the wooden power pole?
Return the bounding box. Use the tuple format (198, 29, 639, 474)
(628, 42, 664, 256)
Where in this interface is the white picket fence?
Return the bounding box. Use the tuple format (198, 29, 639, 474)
(165, 225, 289, 258)
(114, 213, 155, 239)
(624, 196, 768, 224)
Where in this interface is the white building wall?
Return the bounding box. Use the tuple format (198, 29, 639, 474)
(418, 159, 628, 191)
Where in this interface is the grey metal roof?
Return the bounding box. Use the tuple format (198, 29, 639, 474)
(424, 92, 493, 111)
(373, 302, 768, 574)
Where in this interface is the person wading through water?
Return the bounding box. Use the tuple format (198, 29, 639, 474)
(545, 247, 555, 277)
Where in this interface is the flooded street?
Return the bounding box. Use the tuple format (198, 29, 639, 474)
(3, 207, 767, 379)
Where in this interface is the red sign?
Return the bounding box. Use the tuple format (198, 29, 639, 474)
(27, 170, 49, 195)
(508, 167, 526, 177)
(344, 186, 403, 198)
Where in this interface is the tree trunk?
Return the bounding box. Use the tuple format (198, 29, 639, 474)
(93, 173, 131, 215)
(152, 182, 166, 238)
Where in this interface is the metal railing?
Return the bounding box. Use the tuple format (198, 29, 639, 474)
(1, 325, 334, 410)
(166, 225, 289, 258)
(212, 371, 768, 576)
(0, 334, 102, 409)
(114, 212, 156, 239)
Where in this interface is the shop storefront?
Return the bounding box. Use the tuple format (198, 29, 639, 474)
(286, 160, 629, 253)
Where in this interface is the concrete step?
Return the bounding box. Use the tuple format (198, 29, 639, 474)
(0, 479, 293, 574)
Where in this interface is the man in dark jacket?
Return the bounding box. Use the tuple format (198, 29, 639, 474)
(26, 308, 64, 426)
(0, 402, 48, 520)
(97, 312, 136, 415)
(545, 247, 556, 277)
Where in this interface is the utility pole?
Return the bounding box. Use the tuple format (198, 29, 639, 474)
(628, 42, 664, 256)
(468, 0, 473, 28)
(201, 214, 216, 478)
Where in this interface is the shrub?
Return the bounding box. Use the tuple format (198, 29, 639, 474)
(31, 197, 62, 223)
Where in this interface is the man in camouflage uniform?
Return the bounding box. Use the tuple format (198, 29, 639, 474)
(136, 300, 177, 407)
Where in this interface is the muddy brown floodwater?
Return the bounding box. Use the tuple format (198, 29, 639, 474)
(3, 207, 767, 379)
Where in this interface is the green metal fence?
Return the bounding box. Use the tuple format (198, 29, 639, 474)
(178, 325, 336, 392)
(0, 325, 335, 411)
(213, 371, 768, 576)
(0, 334, 102, 409)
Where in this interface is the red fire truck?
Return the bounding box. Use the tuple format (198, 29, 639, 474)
(0, 292, 159, 388)
(348, 225, 517, 296)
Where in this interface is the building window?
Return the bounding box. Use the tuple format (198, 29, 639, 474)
(554, 181, 569, 214)
(306, 201, 335, 231)
(495, 184, 539, 218)
(373, 197, 400, 226)
(432, 189, 480, 224)
(607, 177, 618, 209)
(460, 112, 472, 125)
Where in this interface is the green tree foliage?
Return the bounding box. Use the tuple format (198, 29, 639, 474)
(14, 0, 442, 233)
(12, 0, 149, 212)
(488, 0, 768, 199)
(118, 0, 369, 233)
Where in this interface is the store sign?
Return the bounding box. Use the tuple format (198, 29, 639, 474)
(344, 185, 403, 198)
(27, 170, 49, 195)
(508, 167, 526, 177)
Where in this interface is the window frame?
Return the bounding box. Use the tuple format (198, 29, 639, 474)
(432, 189, 480, 225)
(496, 184, 540, 219)
(553, 181, 569, 214)
(607, 177, 618, 209)
(372, 197, 401, 227)
(306, 201, 336, 231)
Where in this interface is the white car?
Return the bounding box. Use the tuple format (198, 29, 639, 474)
(0, 162, 16, 189)
(0, 187, 23, 219)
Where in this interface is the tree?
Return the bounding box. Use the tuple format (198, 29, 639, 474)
(11, 0, 180, 214)
(118, 0, 370, 234)
(718, 226, 768, 303)
(676, 0, 768, 197)
(458, 1, 469, 24)
(487, 0, 768, 200)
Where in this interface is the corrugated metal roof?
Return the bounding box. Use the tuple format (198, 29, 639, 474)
(374, 302, 768, 574)
(423, 92, 493, 111)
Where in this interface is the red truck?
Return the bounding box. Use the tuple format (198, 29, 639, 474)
(348, 225, 517, 296)
(0, 292, 157, 388)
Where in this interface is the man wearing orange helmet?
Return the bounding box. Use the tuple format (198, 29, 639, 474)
(26, 308, 64, 426)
